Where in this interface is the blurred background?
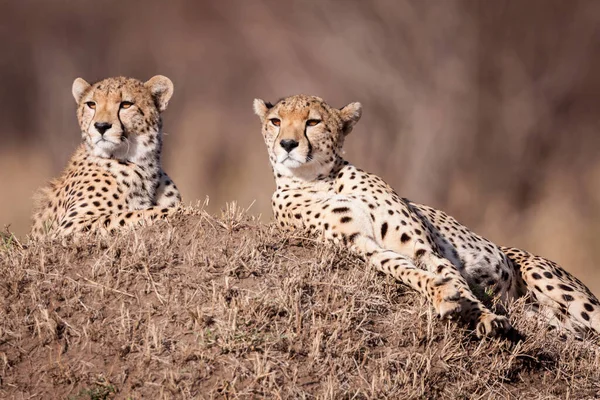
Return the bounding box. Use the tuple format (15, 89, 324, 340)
(1, 0, 600, 294)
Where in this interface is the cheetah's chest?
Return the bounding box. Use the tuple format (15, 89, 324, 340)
(102, 161, 158, 210)
(57, 158, 159, 221)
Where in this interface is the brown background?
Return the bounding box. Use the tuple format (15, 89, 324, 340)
(1, 0, 600, 294)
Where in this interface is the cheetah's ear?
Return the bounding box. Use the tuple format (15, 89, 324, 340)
(339, 102, 362, 136)
(253, 99, 273, 122)
(72, 78, 91, 103)
(145, 75, 174, 112)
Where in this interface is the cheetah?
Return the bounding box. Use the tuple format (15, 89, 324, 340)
(31, 75, 182, 239)
(253, 94, 600, 338)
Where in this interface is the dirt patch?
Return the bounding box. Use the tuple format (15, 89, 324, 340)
(1, 206, 599, 399)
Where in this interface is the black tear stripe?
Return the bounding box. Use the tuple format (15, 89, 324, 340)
(304, 125, 313, 161)
(117, 108, 126, 134)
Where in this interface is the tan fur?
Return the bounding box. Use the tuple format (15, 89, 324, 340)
(255, 94, 600, 338)
(31, 76, 182, 239)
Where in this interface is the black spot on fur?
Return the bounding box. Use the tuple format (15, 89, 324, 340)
(581, 311, 590, 321)
(332, 207, 350, 214)
(380, 222, 388, 239)
(562, 294, 574, 302)
(558, 284, 574, 292)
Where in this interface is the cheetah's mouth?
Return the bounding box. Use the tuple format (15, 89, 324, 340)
(279, 155, 305, 168)
(94, 138, 122, 148)
(95, 138, 118, 145)
(91, 136, 127, 157)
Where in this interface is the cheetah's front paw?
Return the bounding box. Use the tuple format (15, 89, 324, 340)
(476, 313, 511, 338)
(431, 277, 462, 320)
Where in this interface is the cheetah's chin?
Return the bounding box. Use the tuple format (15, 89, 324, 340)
(90, 140, 125, 159)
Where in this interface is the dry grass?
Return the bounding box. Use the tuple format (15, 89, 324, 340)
(1, 205, 599, 399)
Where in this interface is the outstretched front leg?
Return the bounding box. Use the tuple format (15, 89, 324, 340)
(357, 237, 510, 336)
(92, 206, 179, 233)
(350, 234, 464, 321)
(57, 206, 180, 236)
(294, 195, 510, 336)
(280, 194, 463, 320)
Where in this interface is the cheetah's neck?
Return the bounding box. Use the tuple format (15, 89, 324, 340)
(273, 156, 348, 193)
(112, 128, 163, 171)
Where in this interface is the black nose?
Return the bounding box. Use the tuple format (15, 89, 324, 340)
(94, 122, 112, 135)
(280, 139, 299, 153)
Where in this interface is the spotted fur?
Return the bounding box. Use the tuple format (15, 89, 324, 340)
(502, 247, 600, 336)
(31, 75, 182, 238)
(254, 94, 600, 338)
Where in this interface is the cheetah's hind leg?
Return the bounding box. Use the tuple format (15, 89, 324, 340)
(502, 246, 600, 337)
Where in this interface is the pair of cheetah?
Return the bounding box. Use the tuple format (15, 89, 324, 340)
(31, 75, 600, 340)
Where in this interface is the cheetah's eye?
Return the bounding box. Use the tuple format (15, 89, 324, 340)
(306, 119, 321, 127)
(269, 118, 281, 127)
(120, 101, 134, 109)
(85, 102, 96, 110)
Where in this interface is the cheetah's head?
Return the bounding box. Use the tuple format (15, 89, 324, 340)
(253, 95, 362, 180)
(72, 75, 173, 163)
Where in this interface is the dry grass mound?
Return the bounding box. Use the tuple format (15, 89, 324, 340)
(1, 205, 599, 399)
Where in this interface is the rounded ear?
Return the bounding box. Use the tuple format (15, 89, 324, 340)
(72, 78, 91, 103)
(339, 102, 362, 136)
(145, 75, 174, 112)
(253, 98, 273, 122)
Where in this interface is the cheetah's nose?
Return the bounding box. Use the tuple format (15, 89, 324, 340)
(280, 139, 299, 153)
(94, 122, 112, 135)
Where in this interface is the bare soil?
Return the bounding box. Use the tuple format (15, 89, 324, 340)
(1, 206, 599, 399)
